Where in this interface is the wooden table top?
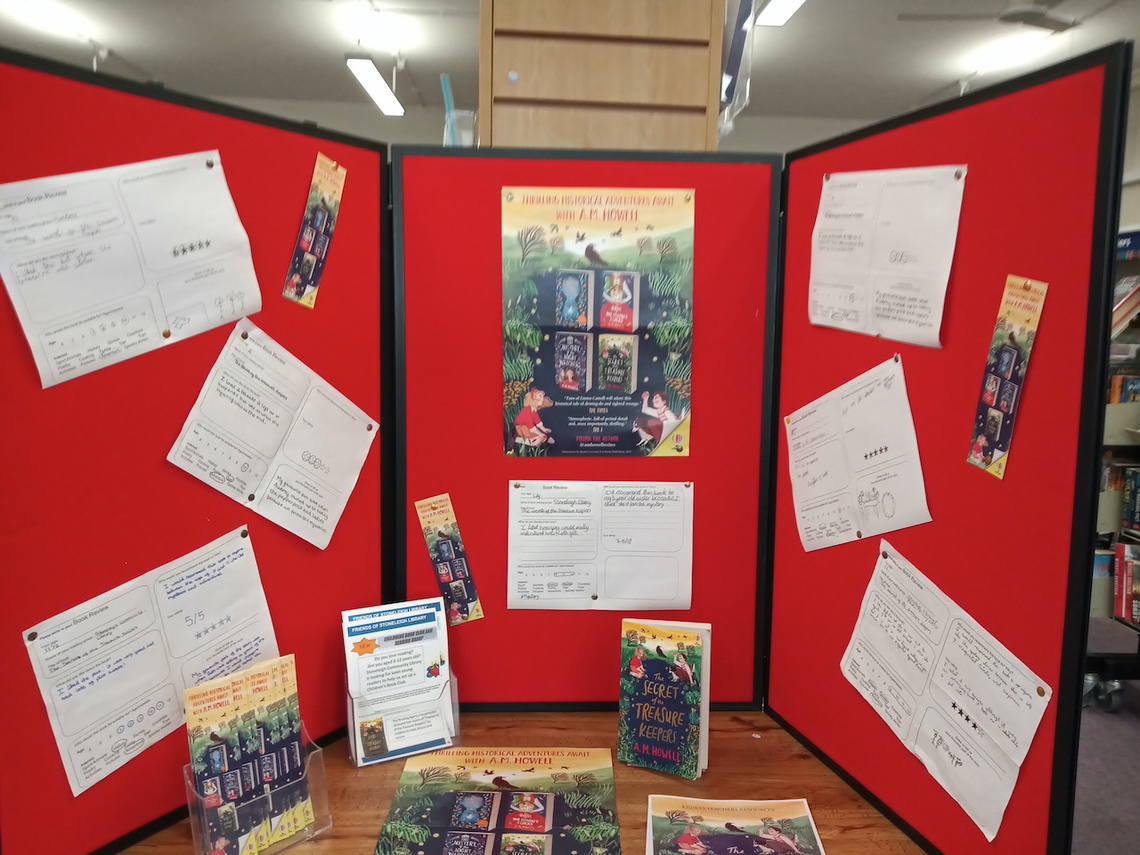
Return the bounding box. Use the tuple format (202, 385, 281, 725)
(118, 711, 924, 855)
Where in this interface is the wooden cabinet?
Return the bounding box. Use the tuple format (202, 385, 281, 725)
(478, 0, 725, 151)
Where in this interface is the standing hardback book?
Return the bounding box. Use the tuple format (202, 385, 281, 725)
(618, 619, 710, 779)
(646, 794, 827, 855)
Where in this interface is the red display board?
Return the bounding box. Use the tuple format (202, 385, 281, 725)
(394, 149, 779, 705)
(768, 48, 1128, 855)
(0, 53, 384, 855)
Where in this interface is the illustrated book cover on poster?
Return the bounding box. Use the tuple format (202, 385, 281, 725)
(374, 747, 621, 855)
(618, 620, 710, 780)
(502, 187, 694, 457)
(646, 794, 826, 855)
(553, 331, 594, 393)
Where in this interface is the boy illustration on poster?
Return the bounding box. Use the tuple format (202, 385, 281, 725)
(502, 187, 695, 457)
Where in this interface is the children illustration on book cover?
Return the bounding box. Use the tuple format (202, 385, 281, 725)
(618, 623, 705, 779)
(502, 187, 694, 457)
(647, 795, 825, 855)
(374, 747, 621, 855)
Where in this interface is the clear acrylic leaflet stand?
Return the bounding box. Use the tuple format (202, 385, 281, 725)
(184, 725, 331, 855)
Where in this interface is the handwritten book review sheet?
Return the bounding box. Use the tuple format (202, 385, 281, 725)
(784, 356, 931, 551)
(23, 526, 278, 795)
(507, 481, 694, 610)
(841, 540, 1051, 841)
(0, 151, 261, 387)
(809, 165, 966, 347)
(168, 318, 378, 549)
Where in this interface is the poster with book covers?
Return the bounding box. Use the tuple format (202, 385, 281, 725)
(646, 795, 826, 855)
(502, 187, 695, 457)
(375, 747, 622, 855)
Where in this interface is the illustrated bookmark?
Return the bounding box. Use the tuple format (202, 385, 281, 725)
(414, 493, 485, 625)
(967, 274, 1048, 478)
(283, 152, 347, 308)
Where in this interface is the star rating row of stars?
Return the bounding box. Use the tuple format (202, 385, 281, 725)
(950, 701, 980, 730)
(193, 614, 233, 639)
(171, 239, 212, 257)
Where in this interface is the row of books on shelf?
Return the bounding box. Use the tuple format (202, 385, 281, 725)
(1106, 371, 1140, 404)
(1107, 461, 1140, 528)
(1112, 275, 1140, 340)
(1112, 542, 1140, 624)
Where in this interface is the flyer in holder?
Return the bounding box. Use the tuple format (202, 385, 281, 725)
(342, 598, 455, 766)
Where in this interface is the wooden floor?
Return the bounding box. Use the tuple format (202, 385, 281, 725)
(118, 711, 925, 855)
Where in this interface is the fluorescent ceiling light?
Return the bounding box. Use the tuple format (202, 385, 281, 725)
(347, 56, 405, 117)
(0, 0, 98, 41)
(755, 0, 808, 27)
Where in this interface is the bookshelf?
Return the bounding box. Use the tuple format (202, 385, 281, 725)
(477, 0, 725, 150)
(1088, 231, 1140, 710)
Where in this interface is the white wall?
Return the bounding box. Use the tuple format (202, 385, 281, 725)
(1118, 83, 1140, 231)
(216, 98, 451, 147)
(220, 97, 873, 156)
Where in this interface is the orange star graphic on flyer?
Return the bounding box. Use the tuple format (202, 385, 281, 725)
(351, 637, 378, 656)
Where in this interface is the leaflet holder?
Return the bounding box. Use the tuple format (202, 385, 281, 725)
(183, 726, 331, 855)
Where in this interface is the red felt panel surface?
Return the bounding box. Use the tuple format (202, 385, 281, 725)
(770, 67, 1108, 854)
(397, 152, 774, 705)
(0, 60, 383, 855)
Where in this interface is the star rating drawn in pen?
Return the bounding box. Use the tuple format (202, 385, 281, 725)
(194, 614, 233, 639)
(951, 701, 979, 729)
(170, 239, 212, 257)
(864, 445, 889, 460)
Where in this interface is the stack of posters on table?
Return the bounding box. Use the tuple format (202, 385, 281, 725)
(342, 597, 456, 766)
(618, 619, 710, 779)
(646, 795, 826, 855)
(184, 654, 313, 855)
(375, 747, 622, 855)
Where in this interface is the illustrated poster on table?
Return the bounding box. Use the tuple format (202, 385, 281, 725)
(502, 187, 694, 457)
